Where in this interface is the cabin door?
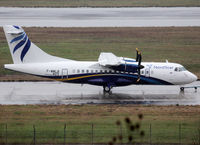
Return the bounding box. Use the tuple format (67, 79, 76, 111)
(145, 68, 150, 77)
(62, 69, 68, 79)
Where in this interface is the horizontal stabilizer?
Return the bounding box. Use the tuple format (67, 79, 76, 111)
(6, 25, 24, 34)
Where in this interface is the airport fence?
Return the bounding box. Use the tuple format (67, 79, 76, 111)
(0, 123, 200, 144)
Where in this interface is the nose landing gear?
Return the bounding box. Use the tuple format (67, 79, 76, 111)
(180, 86, 199, 92)
(180, 87, 184, 92)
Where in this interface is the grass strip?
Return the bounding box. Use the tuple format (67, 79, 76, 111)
(0, 0, 200, 7)
(0, 105, 199, 144)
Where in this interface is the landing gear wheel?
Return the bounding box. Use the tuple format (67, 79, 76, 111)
(103, 86, 111, 93)
(195, 87, 197, 92)
(180, 87, 184, 92)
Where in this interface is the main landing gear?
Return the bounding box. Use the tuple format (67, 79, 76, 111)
(103, 85, 113, 93)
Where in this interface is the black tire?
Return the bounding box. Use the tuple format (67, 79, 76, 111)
(180, 87, 184, 91)
(103, 86, 111, 93)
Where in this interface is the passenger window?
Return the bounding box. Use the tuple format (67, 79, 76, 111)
(100, 70, 103, 73)
(91, 70, 93, 73)
(95, 70, 98, 73)
(77, 69, 80, 73)
(82, 70, 84, 73)
(73, 69, 75, 73)
(141, 70, 144, 74)
(86, 70, 89, 73)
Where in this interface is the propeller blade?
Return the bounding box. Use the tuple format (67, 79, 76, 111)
(138, 55, 141, 66)
(136, 48, 139, 62)
(136, 65, 141, 82)
(135, 48, 143, 82)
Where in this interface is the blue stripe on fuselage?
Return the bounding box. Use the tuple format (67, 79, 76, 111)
(43, 73, 173, 86)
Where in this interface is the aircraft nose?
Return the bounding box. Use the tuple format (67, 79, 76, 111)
(188, 72, 198, 82)
(192, 73, 198, 82)
(184, 71, 198, 83)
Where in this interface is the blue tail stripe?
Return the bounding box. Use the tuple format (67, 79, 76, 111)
(13, 25, 20, 29)
(21, 39, 31, 62)
(10, 33, 25, 43)
(13, 35, 27, 54)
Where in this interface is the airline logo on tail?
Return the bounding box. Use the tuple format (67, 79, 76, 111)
(10, 25, 31, 62)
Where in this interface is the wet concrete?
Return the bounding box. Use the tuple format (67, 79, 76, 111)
(0, 7, 200, 27)
(0, 81, 199, 105)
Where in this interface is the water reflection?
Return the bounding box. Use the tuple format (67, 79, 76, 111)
(0, 82, 199, 105)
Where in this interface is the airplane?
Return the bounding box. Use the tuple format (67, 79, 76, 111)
(3, 25, 198, 93)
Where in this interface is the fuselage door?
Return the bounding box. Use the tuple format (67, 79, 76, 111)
(62, 69, 68, 79)
(145, 68, 150, 77)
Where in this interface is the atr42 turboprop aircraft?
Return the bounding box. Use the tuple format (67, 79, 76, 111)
(3, 25, 198, 92)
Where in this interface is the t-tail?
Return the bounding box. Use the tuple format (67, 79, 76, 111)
(3, 25, 71, 64)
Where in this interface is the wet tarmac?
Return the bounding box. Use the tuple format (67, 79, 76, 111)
(0, 7, 200, 27)
(0, 81, 199, 105)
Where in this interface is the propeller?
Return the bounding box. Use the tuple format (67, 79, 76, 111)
(136, 48, 144, 82)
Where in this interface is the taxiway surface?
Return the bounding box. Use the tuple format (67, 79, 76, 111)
(0, 7, 200, 27)
(0, 81, 199, 105)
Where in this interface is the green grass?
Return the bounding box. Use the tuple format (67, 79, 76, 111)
(0, 27, 200, 79)
(0, 0, 200, 7)
(0, 105, 199, 144)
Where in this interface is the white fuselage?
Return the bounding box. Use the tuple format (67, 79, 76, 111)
(5, 61, 197, 86)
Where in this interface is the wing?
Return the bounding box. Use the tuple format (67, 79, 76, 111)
(98, 52, 139, 73)
(98, 52, 121, 66)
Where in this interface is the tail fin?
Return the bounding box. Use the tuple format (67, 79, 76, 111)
(3, 25, 71, 64)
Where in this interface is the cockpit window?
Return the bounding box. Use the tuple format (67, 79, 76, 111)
(174, 67, 186, 72)
(180, 67, 186, 71)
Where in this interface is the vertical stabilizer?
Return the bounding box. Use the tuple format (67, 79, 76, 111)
(3, 25, 72, 64)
